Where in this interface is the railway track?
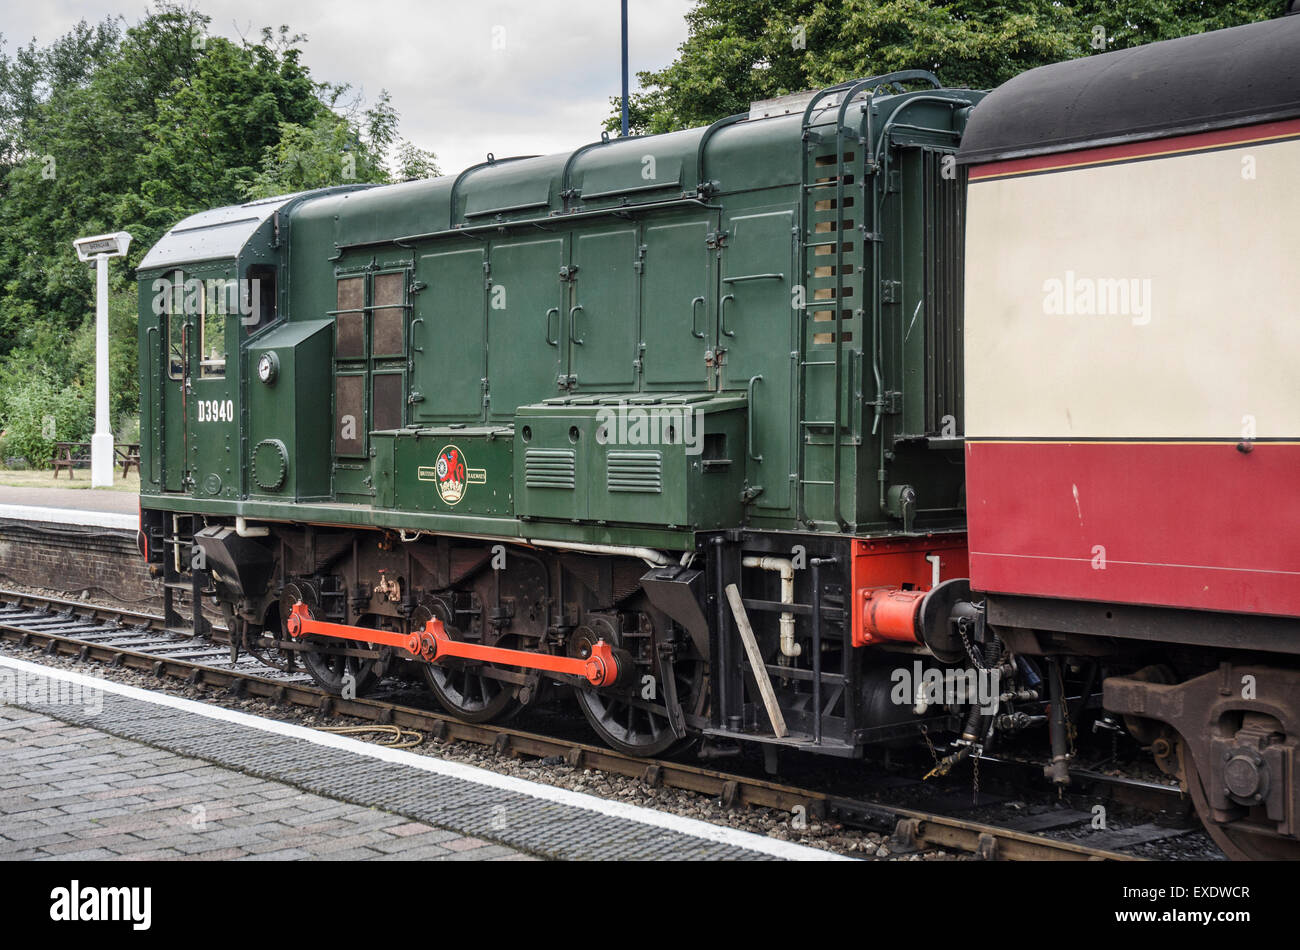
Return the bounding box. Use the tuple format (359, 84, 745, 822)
(0, 588, 1188, 861)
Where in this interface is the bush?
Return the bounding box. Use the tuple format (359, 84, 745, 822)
(67, 289, 139, 423)
(0, 432, 16, 468)
(0, 373, 93, 468)
(116, 411, 140, 444)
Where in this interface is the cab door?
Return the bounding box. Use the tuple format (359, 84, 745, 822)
(157, 269, 190, 493)
(188, 268, 239, 501)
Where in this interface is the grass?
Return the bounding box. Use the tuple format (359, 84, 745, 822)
(0, 467, 141, 492)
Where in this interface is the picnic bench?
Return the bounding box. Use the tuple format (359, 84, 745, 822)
(52, 441, 140, 478)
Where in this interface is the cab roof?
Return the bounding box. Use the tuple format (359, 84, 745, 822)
(137, 194, 302, 271)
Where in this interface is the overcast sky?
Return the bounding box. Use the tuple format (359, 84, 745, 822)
(1, 1, 696, 174)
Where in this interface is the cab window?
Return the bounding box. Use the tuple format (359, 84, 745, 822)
(244, 265, 277, 334)
(199, 287, 226, 378)
(166, 269, 184, 379)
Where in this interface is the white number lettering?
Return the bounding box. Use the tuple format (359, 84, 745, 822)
(196, 400, 234, 423)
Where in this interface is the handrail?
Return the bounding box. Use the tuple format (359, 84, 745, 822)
(836, 71, 942, 132)
(569, 305, 585, 345)
(147, 325, 160, 485)
(747, 375, 763, 462)
(719, 293, 736, 337)
(721, 273, 784, 284)
(696, 112, 748, 190)
(336, 195, 716, 254)
(799, 78, 860, 131)
(690, 296, 706, 339)
(869, 94, 972, 164)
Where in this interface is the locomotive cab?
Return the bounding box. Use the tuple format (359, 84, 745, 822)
(137, 192, 365, 503)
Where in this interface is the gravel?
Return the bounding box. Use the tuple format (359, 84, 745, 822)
(0, 621, 961, 860)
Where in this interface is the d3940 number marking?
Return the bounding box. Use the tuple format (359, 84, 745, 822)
(196, 399, 234, 423)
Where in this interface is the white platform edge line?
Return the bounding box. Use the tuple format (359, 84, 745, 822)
(0, 656, 852, 861)
(0, 504, 136, 531)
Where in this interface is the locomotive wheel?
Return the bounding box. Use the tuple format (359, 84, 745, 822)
(283, 583, 382, 696)
(1179, 737, 1300, 861)
(416, 599, 517, 723)
(572, 619, 706, 758)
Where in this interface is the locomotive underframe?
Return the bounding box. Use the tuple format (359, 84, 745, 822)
(146, 509, 989, 757)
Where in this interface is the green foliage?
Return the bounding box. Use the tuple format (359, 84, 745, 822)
(0, 6, 208, 355)
(116, 411, 140, 445)
(242, 113, 388, 198)
(244, 87, 442, 195)
(393, 139, 442, 182)
(0, 370, 92, 468)
(0, 3, 439, 444)
(606, 0, 1287, 134)
(120, 28, 323, 232)
(0, 2, 439, 439)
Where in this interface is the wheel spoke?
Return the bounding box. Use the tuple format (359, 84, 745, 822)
(576, 634, 703, 757)
(419, 613, 516, 723)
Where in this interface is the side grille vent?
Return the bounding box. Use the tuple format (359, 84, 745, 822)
(524, 448, 576, 489)
(607, 450, 662, 493)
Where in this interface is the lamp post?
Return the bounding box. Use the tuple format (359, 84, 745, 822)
(72, 231, 132, 488)
(621, 0, 629, 137)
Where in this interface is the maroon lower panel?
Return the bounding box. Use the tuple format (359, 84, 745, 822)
(965, 439, 1300, 618)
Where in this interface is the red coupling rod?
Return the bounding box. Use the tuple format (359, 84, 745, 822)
(286, 601, 618, 687)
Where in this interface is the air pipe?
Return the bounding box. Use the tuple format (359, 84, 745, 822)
(742, 556, 799, 657)
(235, 517, 269, 538)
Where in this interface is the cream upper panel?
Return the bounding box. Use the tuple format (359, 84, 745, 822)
(964, 135, 1300, 440)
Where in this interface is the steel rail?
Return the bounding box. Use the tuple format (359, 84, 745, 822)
(0, 588, 1144, 862)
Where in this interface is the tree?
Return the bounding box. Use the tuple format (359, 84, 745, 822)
(0, 5, 213, 355)
(123, 31, 322, 229)
(240, 87, 433, 197)
(607, 0, 1287, 134)
(241, 113, 385, 197)
(0, 2, 439, 441)
(392, 140, 442, 182)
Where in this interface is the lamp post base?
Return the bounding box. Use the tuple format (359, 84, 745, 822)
(90, 432, 115, 488)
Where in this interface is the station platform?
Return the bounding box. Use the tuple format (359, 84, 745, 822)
(0, 656, 844, 861)
(0, 484, 137, 520)
(0, 706, 528, 860)
(0, 487, 148, 602)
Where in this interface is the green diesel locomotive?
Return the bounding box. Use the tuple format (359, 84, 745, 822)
(137, 72, 987, 758)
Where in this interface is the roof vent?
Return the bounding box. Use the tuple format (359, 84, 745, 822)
(748, 89, 841, 121)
